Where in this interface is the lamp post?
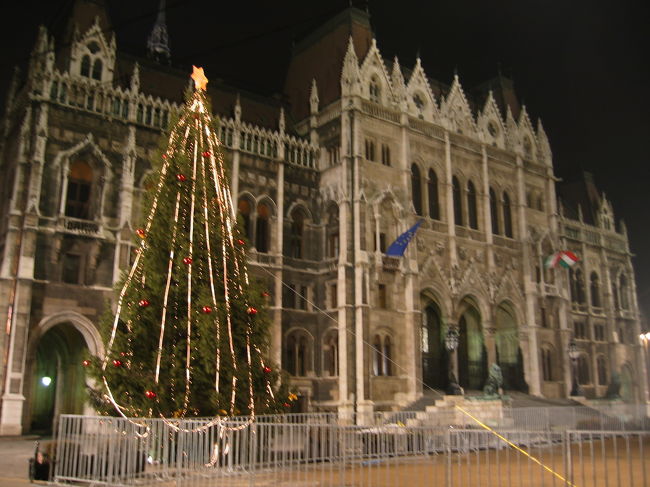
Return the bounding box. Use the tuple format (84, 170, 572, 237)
(445, 327, 462, 395)
(568, 339, 582, 397)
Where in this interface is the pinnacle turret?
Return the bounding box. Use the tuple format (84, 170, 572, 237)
(147, 0, 171, 64)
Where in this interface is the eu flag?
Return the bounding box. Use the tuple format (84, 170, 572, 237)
(385, 220, 423, 257)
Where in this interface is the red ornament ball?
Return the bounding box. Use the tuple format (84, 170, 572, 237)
(247, 307, 258, 316)
(138, 299, 150, 307)
(202, 306, 212, 314)
(112, 359, 123, 367)
(176, 174, 187, 182)
(162, 154, 167, 159)
(120, 352, 127, 357)
(283, 402, 291, 408)
(263, 366, 272, 374)
(237, 239, 245, 246)
(262, 291, 270, 297)
(145, 390, 157, 399)
(202, 151, 211, 157)
(136, 229, 146, 239)
(183, 257, 193, 265)
(82, 360, 91, 367)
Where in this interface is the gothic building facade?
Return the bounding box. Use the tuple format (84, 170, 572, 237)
(0, 2, 646, 434)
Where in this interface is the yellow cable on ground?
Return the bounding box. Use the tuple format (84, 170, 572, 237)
(454, 405, 577, 487)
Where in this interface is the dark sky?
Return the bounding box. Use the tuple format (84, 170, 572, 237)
(1, 0, 649, 316)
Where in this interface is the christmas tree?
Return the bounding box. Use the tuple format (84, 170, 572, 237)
(88, 67, 287, 419)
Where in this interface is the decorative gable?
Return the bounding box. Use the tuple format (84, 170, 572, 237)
(597, 195, 615, 231)
(69, 16, 116, 83)
(440, 75, 477, 137)
(406, 57, 439, 123)
(359, 38, 392, 105)
(536, 119, 552, 166)
(518, 106, 537, 161)
(477, 91, 506, 149)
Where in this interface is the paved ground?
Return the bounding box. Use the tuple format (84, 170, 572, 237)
(0, 435, 49, 486)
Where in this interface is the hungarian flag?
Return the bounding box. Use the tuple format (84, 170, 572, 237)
(544, 250, 579, 269)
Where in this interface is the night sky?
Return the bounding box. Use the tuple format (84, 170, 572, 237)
(1, 0, 649, 318)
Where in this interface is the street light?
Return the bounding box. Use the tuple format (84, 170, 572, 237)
(445, 327, 462, 395)
(568, 339, 582, 397)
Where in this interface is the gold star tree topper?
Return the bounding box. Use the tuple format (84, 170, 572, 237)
(191, 66, 208, 91)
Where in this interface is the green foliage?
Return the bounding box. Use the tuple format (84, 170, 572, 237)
(87, 90, 288, 418)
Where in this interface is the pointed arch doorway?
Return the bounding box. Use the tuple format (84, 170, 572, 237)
(28, 323, 88, 434)
(421, 302, 447, 390)
(457, 300, 487, 390)
(494, 302, 527, 392)
(27, 313, 103, 435)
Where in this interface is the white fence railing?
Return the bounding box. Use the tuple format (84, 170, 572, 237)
(51, 406, 650, 486)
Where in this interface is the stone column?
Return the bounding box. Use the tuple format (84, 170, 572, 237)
(444, 132, 456, 264)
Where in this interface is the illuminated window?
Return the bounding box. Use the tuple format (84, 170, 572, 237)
(411, 164, 423, 215)
(428, 169, 439, 220)
(453, 176, 463, 226)
(467, 180, 478, 230)
(255, 202, 271, 253)
(489, 187, 500, 235)
(65, 161, 93, 219)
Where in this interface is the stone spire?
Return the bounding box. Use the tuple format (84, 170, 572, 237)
(147, 0, 171, 64)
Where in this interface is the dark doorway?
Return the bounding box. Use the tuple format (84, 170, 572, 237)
(458, 305, 487, 390)
(421, 303, 447, 390)
(29, 324, 89, 435)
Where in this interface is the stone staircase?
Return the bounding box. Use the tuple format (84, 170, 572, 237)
(397, 390, 586, 429)
(507, 391, 582, 408)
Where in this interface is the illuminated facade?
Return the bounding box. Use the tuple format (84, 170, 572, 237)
(0, 2, 646, 434)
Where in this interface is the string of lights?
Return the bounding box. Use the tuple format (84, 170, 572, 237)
(97, 67, 280, 433)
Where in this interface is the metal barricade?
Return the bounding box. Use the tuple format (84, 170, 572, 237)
(52, 409, 650, 487)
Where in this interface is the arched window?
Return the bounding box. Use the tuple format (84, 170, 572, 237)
(65, 160, 93, 219)
(92, 59, 103, 81)
(325, 204, 339, 258)
(489, 187, 500, 235)
(255, 202, 271, 253)
(427, 169, 439, 220)
(286, 331, 309, 376)
(372, 334, 394, 376)
(452, 176, 463, 226)
(237, 198, 253, 241)
(612, 279, 619, 309)
(541, 347, 553, 381)
(467, 180, 478, 230)
(577, 355, 590, 385)
(323, 331, 338, 377)
(373, 335, 383, 376)
(597, 355, 607, 385)
(570, 268, 586, 304)
(503, 191, 513, 238)
(383, 336, 392, 376)
(80, 55, 91, 77)
(369, 76, 381, 103)
(590, 272, 601, 308)
(289, 208, 306, 259)
(411, 164, 423, 215)
(619, 275, 629, 309)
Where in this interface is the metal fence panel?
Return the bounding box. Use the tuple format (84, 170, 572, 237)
(52, 407, 649, 487)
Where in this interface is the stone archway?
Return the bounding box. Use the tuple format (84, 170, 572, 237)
(620, 364, 635, 403)
(26, 312, 103, 434)
(457, 298, 487, 390)
(421, 301, 447, 390)
(494, 302, 527, 391)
